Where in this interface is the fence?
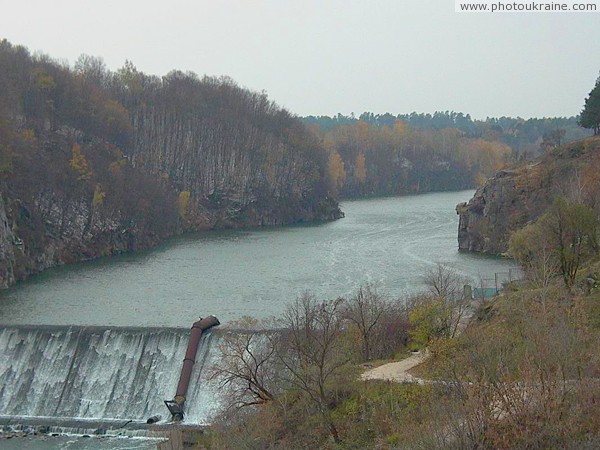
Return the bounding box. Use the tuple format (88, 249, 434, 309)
(470, 267, 524, 300)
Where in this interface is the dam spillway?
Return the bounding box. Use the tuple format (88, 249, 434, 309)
(0, 325, 221, 425)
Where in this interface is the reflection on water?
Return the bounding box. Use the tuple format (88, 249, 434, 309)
(0, 190, 514, 327)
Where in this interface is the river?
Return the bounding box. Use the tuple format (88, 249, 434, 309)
(0, 190, 513, 327)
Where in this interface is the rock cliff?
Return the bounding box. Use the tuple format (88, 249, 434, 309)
(457, 137, 600, 254)
(124, 74, 342, 230)
(0, 41, 341, 289)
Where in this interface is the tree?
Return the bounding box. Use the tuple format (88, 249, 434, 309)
(544, 198, 598, 288)
(579, 75, 600, 135)
(540, 128, 566, 152)
(343, 284, 389, 361)
(354, 152, 367, 184)
(327, 151, 346, 194)
(74, 54, 107, 86)
(116, 60, 143, 94)
(278, 293, 348, 444)
(210, 317, 280, 412)
(177, 191, 191, 220)
(423, 263, 465, 301)
(421, 263, 471, 339)
(408, 296, 449, 347)
(509, 222, 559, 295)
(510, 198, 599, 289)
(69, 143, 92, 181)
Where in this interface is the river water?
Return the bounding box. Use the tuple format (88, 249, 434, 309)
(0, 190, 513, 327)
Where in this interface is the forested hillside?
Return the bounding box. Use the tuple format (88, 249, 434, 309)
(307, 119, 511, 198)
(304, 111, 590, 157)
(304, 113, 591, 198)
(116, 65, 341, 228)
(0, 40, 341, 288)
(1, 39, 587, 287)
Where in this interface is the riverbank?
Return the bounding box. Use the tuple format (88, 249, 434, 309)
(0, 191, 514, 327)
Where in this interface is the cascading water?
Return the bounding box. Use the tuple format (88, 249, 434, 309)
(0, 326, 222, 426)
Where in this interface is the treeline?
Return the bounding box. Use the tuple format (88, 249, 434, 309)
(0, 40, 340, 287)
(304, 111, 590, 156)
(309, 119, 511, 198)
(113, 64, 341, 227)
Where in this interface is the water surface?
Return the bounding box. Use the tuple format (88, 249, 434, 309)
(0, 191, 514, 327)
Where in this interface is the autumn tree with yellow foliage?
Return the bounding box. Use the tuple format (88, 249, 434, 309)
(311, 119, 511, 197)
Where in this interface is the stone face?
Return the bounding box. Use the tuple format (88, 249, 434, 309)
(0, 194, 17, 288)
(0, 52, 343, 290)
(456, 137, 600, 255)
(0, 189, 161, 289)
(0, 113, 343, 290)
(456, 169, 531, 254)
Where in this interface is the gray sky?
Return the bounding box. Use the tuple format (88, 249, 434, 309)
(1, 0, 599, 119)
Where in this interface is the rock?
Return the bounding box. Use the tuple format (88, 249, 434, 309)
(146, 415, 162, 424)
(457, 137, 600, 255)
(0, 61, 344, 290)
(0, 194, 17, 289)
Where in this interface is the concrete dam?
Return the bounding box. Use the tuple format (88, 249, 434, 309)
(0, 324, 222, 427)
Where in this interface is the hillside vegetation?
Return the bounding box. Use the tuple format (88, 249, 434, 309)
(197, 136, 600, 447)
(198, 213, 600, 449)
(0, 40, 341, 287)
(457, 136, 600, 254)
(311, 120, 511, 198)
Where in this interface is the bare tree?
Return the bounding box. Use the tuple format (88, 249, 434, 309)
(510, 198, 599, 289)
(211, 317, 281, 412)
(343, 284, 390, 361)
(423, 262, 464, 301)
(422, 263, 471, 338)
(278, 293, 348, 444)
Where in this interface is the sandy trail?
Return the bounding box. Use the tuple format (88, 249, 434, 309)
(361, 351, 426, 383)
(361, 302, 478, 384)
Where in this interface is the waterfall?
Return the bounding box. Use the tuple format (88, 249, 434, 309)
(0, 326, 221, 425)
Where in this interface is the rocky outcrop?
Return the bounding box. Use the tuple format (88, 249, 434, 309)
(457, 137, 600, 254)
(0, 184, 175, 289)
(0, 194, 17, 288)
(456, 168, 539, 254)
(0, 43, 342, 289)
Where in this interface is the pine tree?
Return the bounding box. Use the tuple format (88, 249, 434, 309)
(579, 76, 600, 135)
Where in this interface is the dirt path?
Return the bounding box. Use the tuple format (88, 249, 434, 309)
(362, 302, 479, 384)
(361, 351, 427, 383)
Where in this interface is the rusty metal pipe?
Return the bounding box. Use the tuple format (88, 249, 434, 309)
(165, 315, 220, 421)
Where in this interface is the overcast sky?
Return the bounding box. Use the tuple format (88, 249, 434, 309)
(2, 0, 599, 119)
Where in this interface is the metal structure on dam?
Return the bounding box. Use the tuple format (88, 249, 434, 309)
(0, 320, 221, 429)
(164, 315, 220, 421)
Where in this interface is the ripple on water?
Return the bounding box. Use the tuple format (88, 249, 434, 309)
(0, 190, 514, 327)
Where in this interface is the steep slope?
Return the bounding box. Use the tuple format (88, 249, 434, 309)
(0, 41, 341, 288)
(121, 71, 341, 229)
(457, 137, 600, 254)
(0, 43, 179, 288)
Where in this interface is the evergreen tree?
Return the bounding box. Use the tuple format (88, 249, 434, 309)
(579, 75, 600, 135)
